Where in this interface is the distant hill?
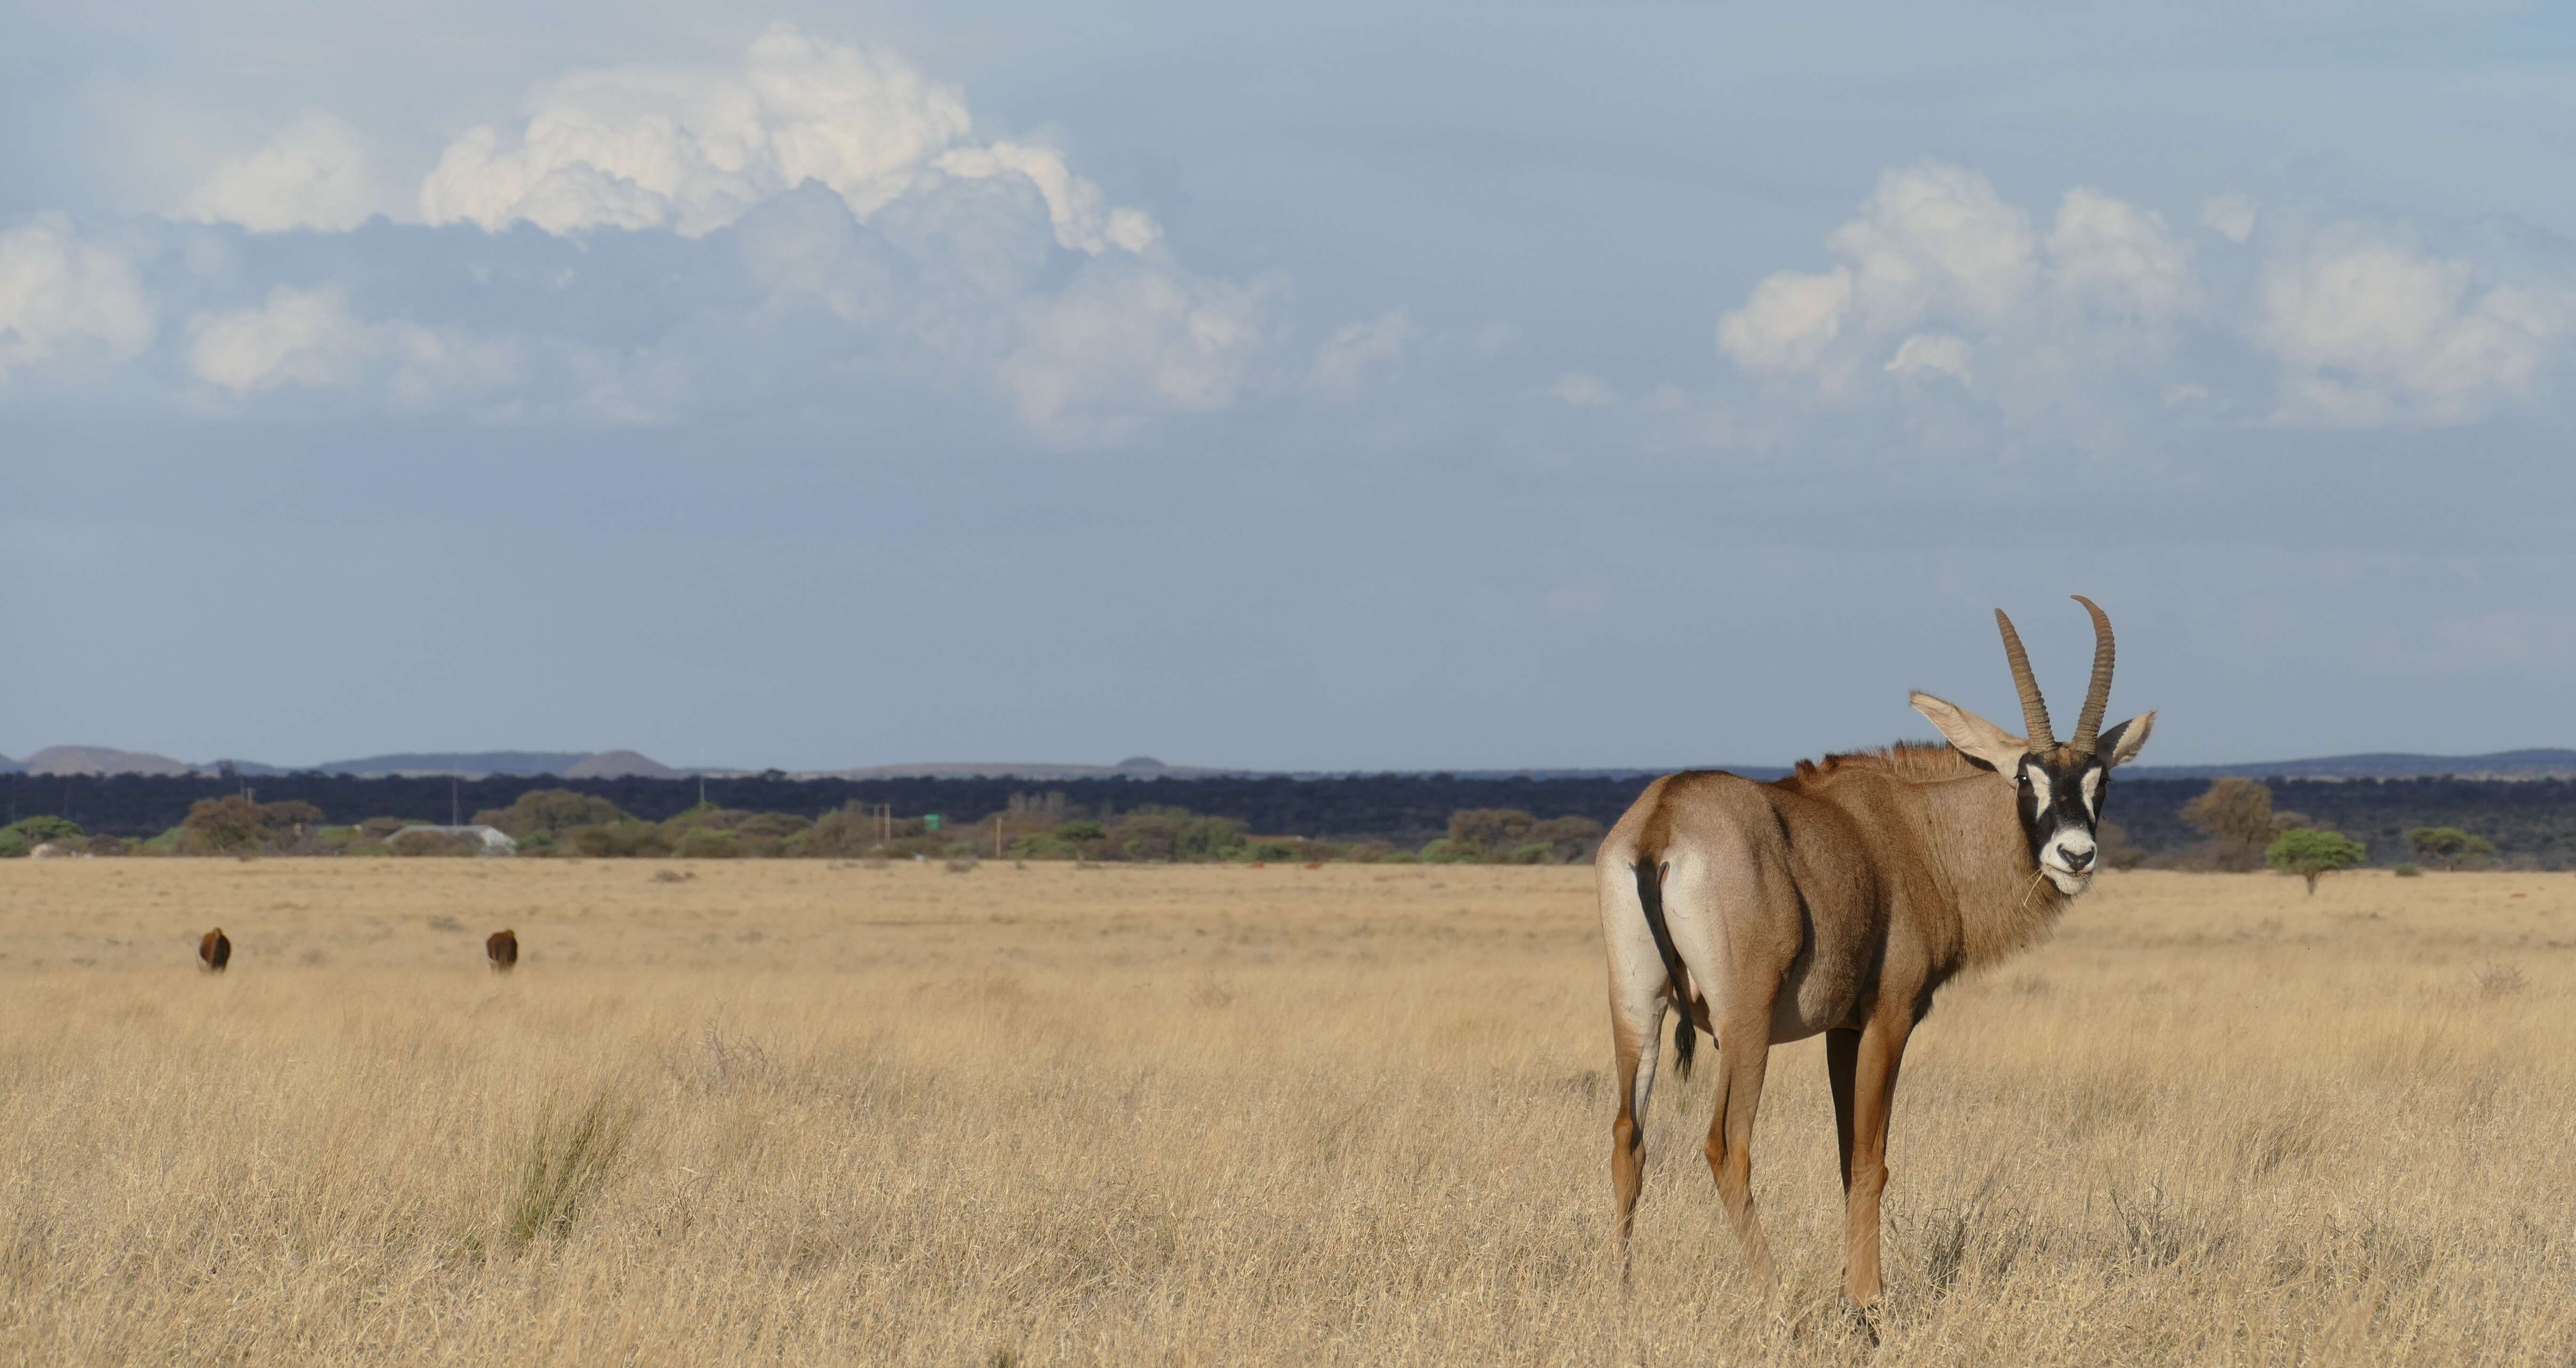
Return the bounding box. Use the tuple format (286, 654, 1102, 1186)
(563, 750, 680, 779)
(11, 744, 2572, 784)
(18, 745, 198, 777)
(2130, 749, 2576, 781)
(308, 751, 599, 777)
(811, 758, 1244, 780)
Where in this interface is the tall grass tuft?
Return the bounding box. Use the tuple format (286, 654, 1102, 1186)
(505, 1087, 636, 1249)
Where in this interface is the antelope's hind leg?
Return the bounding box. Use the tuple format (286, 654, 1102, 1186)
(1705, 1004, 1779, 1286)
(1602, 866, 1674, 1276)
(1607, 974, 1670, 1277)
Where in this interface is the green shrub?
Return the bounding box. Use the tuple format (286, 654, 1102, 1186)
(0, 816, 83, 854)
(1172, 816, 1248, 862)
(2393, 863, 2423, 878)
(566, 822, 675, 858)
(390, 829, 483, 858)
(675, 828, 740, 859)
(476, 789, 628, 839)
(1246, 840, 1300, 862)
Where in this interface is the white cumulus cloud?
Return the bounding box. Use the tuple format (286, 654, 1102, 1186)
(1718, 162, 2196, 404)
(417, 25, 1158, 256)
(0, 216, 157, 383)
(1825, 161, 2040, 333)
(1716, 267, 1852, 377)
(176, 111, 386, 233)
(1000, 260, 1273, 439)
(2255, 227, 2572, 427)
(2047, 188, 2198, 324)
(185, 284, 536, 412)
(2200, 194, 2259, 245)
(187, 285, 377, 392)
(1885, 332, 1972, 385)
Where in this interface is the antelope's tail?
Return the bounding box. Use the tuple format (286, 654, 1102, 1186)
(1631, 858, 1698, 1080)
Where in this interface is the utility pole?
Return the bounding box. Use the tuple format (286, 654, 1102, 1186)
(451, 777, 460, 828)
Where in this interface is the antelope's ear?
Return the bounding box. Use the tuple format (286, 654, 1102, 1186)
(1909, 691, 2028, 774)
(2097, 712, 2155, 768)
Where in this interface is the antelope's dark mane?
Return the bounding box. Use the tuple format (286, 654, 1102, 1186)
(1782, 740, 1987, 786)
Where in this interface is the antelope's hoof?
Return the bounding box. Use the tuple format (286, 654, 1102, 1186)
(1841, 1299, 1884, 1348)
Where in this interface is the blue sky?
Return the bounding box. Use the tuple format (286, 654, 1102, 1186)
(5, 2, 2574, 770)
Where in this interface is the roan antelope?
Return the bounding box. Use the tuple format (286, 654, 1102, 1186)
(486, 929, 518, 972)
(1597, 596, 2154, 1307)
(198, 927, 230, 973)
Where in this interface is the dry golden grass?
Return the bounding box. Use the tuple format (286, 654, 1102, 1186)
(3, 858, 2573, 1365)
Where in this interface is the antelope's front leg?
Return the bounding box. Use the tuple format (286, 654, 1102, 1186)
(1840, 1012, 1914, 1306)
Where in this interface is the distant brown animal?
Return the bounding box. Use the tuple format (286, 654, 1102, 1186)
(198, 928, 230, 973)
(485, 929, 518, 972)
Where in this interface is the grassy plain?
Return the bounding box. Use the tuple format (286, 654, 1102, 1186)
(1, 858, 2572, 1365)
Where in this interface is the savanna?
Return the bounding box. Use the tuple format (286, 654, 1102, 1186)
(2, 858, 2569, 1365)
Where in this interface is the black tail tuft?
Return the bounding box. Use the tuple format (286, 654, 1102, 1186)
(1632, 859, 1699, 1080)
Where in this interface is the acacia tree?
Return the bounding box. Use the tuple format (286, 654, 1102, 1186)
(2266, 828, 2367, 895)
(0, 815, 83, 857)
(473, 789, 627, 838)
(182, 796, 271, 854)
(2405, 826, 2496, 871)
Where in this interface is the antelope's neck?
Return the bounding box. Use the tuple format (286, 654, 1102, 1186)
(1914, 774, 2070, 969)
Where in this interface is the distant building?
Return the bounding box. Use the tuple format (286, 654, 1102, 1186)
(381, 824, 520, 855)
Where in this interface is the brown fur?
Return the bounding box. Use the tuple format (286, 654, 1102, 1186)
(198, 928, 229, 974)
(485, 930, 517, 972)
(1599, 742, 2077, 1306)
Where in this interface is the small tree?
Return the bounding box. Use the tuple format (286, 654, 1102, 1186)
(2404, 826, 2496, 872)
(183, 796, 271, 854)
(478, 789, 628, 839)
(1171, 816, 1248, 862)
(1448, 809, 1539, 860)
(2181, 778, 2276, 871)
(2266, 828, 2367, 895)
(1530, 815, 1606, 865)
(2096, 818, 2148, 871)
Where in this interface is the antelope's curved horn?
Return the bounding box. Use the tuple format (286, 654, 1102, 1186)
(2069, 595, 2115, 756)
(1994, 608, 2055, 751)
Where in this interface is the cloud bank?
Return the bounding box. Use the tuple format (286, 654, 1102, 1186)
(413, 27, 1159, 257)
(1712, 161, 2576, 449)
(0, 26, 1254, 439)
(12, 50, 2576, 462)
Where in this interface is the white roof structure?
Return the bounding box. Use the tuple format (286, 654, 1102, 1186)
(382, 824, 520, 855)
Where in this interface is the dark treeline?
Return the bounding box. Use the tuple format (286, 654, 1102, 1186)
(8, 771, 1666, 843)
(10, 769, 2576, 867)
